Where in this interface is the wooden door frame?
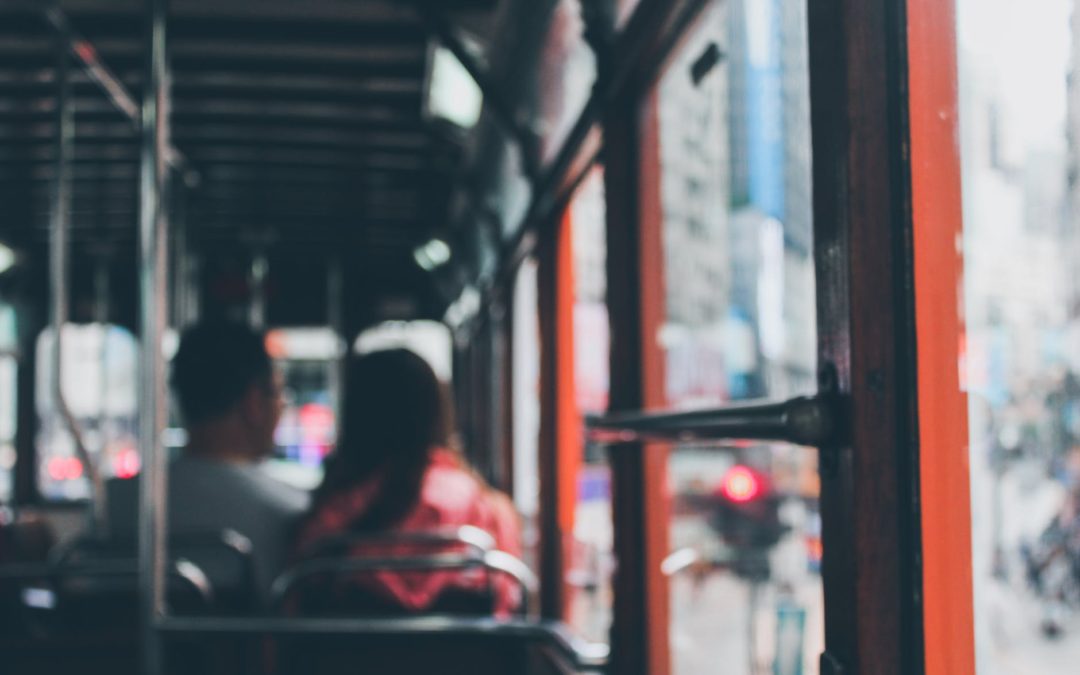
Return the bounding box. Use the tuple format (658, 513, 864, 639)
(808, 0, 935, 672)
(603, 0, 943, 671)
(906, 0, 974, 672)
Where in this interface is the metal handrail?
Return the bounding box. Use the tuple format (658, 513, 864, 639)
(39, 4, 196, 178)
(270, 549, 536, 617)
(482, 549, 540, 596)
(298, 525, 497, 560)
(48, 528, 254, 565)
(0, 558, 216, 608)
(585, 393, 842, 447)
(660, 548, 702, 577)
(155, 615, 610, 671)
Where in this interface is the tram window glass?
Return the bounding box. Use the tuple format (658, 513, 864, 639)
(35, 324, 138, 501)
(955, 0, 1080, 667)
(0, 304, 16, 503)
(537, 0, 598, 165)
(354, 320, 453, 382)
(512, 259, 542, 571)
(650, 0, 818, 672)
(567, 167, 613, 643)
(263, 327, 342, 491)
(668, 442, 823, 674)
(615, 0, 641, 29)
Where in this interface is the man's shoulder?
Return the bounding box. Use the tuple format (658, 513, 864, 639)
(235, 464, 311, 515)
(174, 457, 310, 516)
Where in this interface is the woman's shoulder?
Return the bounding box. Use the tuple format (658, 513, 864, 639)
(422, 450, 520, 534)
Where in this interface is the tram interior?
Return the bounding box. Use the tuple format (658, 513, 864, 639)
(6, 0, 1080, 674)
(0, 1, 601, 673)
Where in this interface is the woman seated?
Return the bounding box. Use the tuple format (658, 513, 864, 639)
(293, 349, 522, 616)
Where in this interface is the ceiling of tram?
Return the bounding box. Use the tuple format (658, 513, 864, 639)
(0, 0, 503, 325)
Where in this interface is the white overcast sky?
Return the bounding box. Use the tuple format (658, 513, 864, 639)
(957, 0, 1071, 151)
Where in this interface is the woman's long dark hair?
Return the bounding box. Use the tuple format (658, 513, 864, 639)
(312, 348, 453, 531)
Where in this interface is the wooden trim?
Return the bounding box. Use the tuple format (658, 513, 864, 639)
(537, 208, 582, 620)
(490, 0, 711, 298)
(494, 290, 516, 495)
(603, 86, 671, 675)
(808, 0, 923, 672)
(555, 209, 583, 545)
(907, 0, 975, 672)
(537, 233, 558, 619)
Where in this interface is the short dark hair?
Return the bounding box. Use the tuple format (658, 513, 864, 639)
(170, 320, 273, 426)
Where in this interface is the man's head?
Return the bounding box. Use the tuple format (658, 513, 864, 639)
(171, 320, 282, 460)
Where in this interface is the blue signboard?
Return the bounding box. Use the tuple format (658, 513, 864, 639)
(745, 0, 785, 221)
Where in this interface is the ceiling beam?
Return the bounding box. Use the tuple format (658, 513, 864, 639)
(0, 35, 424, 65)
(0, 96, 424, 124)
(0, 121, 431, 149)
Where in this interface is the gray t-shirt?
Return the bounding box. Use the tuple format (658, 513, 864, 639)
(107, 455, 310, 605)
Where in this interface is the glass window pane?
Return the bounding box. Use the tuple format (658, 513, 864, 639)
(0, 355, 16, 504)
(568, 167, 613, 644)
(669, 442, 823, 674)
(537, 0, 598, 166)
(513, 258, 542, 573)
(264, 327, 342, 491)
(656, 0, 815, 410)
(616, 0, 641, 30)
(0, 303, 16, 502)
(956, 0, 1080, 668)
(651, 0, 817, 671)
(36, 324, 139, 501)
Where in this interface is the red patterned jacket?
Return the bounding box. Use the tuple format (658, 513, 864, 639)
(294, 448, 522, 616)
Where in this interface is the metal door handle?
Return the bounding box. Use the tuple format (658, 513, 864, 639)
(585, 392, 844, 448)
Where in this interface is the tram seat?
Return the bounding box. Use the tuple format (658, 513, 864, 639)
(0, 531, 259, 675)
(264, 530, 563, 674)
(0, 510, 56, 564)
(52, 529, 258, 613)
(0, 557, 218, 675)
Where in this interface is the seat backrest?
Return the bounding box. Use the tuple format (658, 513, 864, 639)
(273, 542, 537, 617)
(297, 525, 496, 559)
(52, 530, 256, 613)
(0, 556, 214, 642)
(50, 559, 214, 632)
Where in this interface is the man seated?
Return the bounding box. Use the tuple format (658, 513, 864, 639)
(109, 320, 309, 605)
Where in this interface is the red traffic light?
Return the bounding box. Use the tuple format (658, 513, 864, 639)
(719, 465, 764, 503)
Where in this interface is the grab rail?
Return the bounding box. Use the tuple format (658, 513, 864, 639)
(270, 549, 537, 617)
(585, 392, 844, 447)
(0, 558, 216, 607)
(297, 525, 497, 559)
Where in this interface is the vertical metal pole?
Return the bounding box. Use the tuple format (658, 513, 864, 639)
(94, 258, 110, 481)
(138, 0, 170, 671)
(186, 253, 201, 325)
(248, 250, 267, 328)
(177, 187, 200, 327)
(327, 258, 344, 437)
(249, 249, 268, 329)
(49, 30, 72, 467)
(171, 179, 187, 330)
(93, 259, 110, 326)
(49, 27, 105, 530)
